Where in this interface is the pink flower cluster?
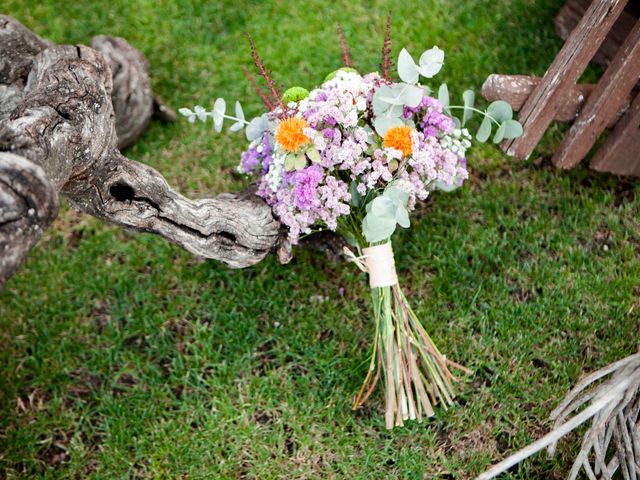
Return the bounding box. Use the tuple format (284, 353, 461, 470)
(239, 71, 468, 243)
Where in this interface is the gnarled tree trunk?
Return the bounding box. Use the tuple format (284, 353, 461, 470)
(0, 16, 281, 289)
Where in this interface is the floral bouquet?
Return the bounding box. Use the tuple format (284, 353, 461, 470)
(180, 21, 522, 429)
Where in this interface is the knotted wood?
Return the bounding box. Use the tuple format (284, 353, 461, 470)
(0, 153, 58, 284)
(91, 35, 176, 149)
(0, 18, 281, 288)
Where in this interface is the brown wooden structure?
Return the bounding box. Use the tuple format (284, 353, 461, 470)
(482, 0, 640, 176)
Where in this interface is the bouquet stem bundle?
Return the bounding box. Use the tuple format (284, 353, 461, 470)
(350, 243, 469, 429)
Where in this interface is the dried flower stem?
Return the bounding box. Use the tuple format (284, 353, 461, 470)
(246, 33, 285, 112)
(380, 14, 393, 81)
(336, 24, 352, 67)
(352, 278, 467, 429)
(242, 65, 274, 111)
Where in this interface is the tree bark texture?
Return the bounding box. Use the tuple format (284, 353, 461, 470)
(0, 16, 280, 289)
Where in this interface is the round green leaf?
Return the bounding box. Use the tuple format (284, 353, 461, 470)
(487, 100, 513, 122)
(492, 122, 506, 143)
(502, 119, 523, 139)
(476, 116, 492, 143)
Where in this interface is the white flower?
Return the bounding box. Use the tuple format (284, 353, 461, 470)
(265, 152, 286, 192)
(343, 109, 359, 128)
(440, 128, 472, 158)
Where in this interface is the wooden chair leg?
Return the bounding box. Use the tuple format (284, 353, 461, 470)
(590, 90, 640, 177)
(502, 0, 628, 160)
(552, 19, 640, 169)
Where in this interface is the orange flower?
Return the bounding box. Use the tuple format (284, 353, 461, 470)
(275, 117, 310, 152)
(383, 125, 413, 157)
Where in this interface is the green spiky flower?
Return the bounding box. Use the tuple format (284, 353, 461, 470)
(323, 67, 359, 82)
(282, 86, 310, 104)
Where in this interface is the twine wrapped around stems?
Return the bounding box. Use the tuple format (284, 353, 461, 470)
(363, 243, 398, 288)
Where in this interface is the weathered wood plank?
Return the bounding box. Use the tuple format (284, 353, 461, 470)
(590, 90, 640, 177)
(555, 0, 639, 68)
(481, 74, 630, 126)
(502, 0, 628, 160)
(552, 19, 640, 169)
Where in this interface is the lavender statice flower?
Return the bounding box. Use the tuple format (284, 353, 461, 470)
(293, 165, 323, 209)
(239, 133, 272, 174)
(403, 95, 455, 138)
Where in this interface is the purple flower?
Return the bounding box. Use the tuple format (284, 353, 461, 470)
(240, 133, 273, 174)
(293, 164, 323, 209)
(240, 147, 260, 173)
(322, 128, 335, 139)
(404, 95, 455, 137)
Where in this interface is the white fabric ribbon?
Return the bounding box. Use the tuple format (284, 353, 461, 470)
(344, 242, 398, 288)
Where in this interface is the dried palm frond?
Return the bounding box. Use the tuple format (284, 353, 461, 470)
(477, 352, 640, 480)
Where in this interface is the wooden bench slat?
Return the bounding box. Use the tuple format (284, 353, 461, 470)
(554, 0, 638, 68)
(590, 90, 640, 177)
(552, 19, 640, 169)
(502, 0, 628, 160)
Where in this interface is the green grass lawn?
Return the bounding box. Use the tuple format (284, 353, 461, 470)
(2, 0, 639, 478)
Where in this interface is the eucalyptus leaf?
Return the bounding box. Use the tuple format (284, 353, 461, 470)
(194, 105, 207, 122)
(452, 116, 461, 129)
(492, 122, 506, 144)
(235, 101, 244, 122)
(374, 116, 403, 137)
(395, 206, 410, 228)
(246, 115, 267, 141)
(388, 104, 404, 117)
(417, 46, 445, 78)
(378, 95, 405, 105)
(213, 98, 226, 132)
(362, 213, 396, 243)
(179, 107, 196, 123)
(294, 154, 307, 171)
(229, 122, 244, 132)
(397, 48, 419, 84)
(487, 100, 513, 122)
(501, 119, 523, 139)
(462, 90, 475, 126)
(372, 86, 393, 114)
(403, 84, 425, 108)
(370, 196, 395, 218)
(438, 83, 449, 109)
(385, 185, 409, 207)
(476, 116, 492, 143)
